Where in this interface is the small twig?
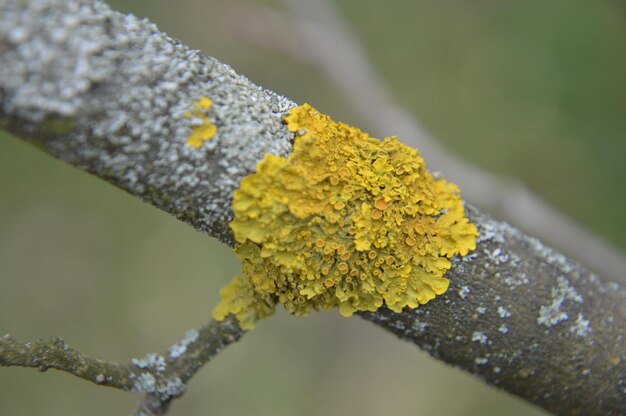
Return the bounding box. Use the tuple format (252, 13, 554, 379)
(131, 315, 245, 415)
(0, 315, 246, 416)
(0, 333, 138, 390)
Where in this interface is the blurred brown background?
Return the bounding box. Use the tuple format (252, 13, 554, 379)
(1, 0, 624, 414)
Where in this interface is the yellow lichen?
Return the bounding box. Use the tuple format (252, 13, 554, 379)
(213, 104, 478, 329)
(212, 276, 275, 330)
(185, 96, 217, 148)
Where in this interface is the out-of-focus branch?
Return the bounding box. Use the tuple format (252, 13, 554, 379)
(223, 0, 626, 285)
(0, 316, 245, 416)
(0, 333, 139, 390)
(1, 1, 625, 415)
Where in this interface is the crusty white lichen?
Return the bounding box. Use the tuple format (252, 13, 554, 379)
(130, 373, 186, 399)
(497, 306, 512, 319)
(475, 357, 489, 366)
(570, 313, 590, 337)
(155, 377, 186, 399)
(537, 275, 583, 328)
(168, 329, 199, 359)
(459, 286, 470, 299)
(132, 353, 166, 373)
(472, 331, 488, 345)
(131, 372, 157, 393)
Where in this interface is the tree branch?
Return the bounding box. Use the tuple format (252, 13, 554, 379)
(0, 333, 138, 390)
(1, 1, 624, 415)
(0, 316, 245, 416)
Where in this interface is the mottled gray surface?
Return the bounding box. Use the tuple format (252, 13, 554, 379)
(361, 205, 626, 415)
(0, 0, 294, 244)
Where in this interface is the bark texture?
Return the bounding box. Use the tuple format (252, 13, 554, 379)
(1, 1, 624, 415)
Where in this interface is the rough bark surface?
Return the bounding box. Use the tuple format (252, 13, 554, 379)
(1, 1, 625, 415)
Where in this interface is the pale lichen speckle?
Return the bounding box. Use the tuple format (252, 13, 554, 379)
(156, 377, 186, 399)
(502, 269, 529, 287)
(537, 275, 584, 328)
(497, 306, 512, 319)
(472, 331, 488, 345)
(168, 329, 199, 358)
(475, 357, 489, 366)
(411, 319, 429, 333)
(132, 353, 166, 373)
(130, 373, 186, 400)
(498, 324, 509, 334)
(570, 313, 590, 337)
(131, 372, 156, 393)
(475, 219, 506, 245)
(459, 286, 470, 299)
(489, 248, 510, 265)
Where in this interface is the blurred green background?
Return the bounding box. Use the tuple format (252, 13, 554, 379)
(1, 0, 624, 414)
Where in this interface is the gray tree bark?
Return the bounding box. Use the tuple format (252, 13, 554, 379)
(1, 0, 624, 415)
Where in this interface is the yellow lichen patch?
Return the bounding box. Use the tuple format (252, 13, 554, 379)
(213, 103, 478, 329)
(212, 276, 275, 330)
(185, 96, 217, 148)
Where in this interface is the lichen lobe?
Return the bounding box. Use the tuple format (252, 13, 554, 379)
(213, 104, 477, 329)
(185, 96, 217, 148)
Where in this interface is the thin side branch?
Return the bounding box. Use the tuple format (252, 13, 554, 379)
(0, 333, 138, 390)
(0, 316, 245, 416)
(1, 1, 625, 415)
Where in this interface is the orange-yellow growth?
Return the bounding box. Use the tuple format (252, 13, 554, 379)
(213, 104, 478, 329)
(185, 96, 217, 148)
